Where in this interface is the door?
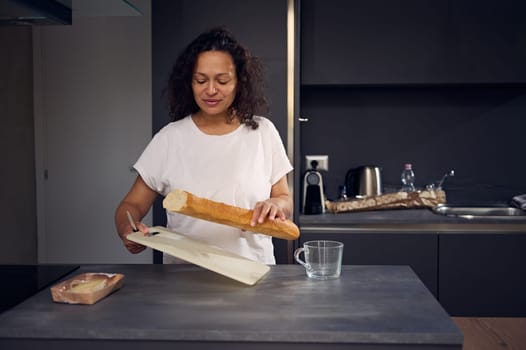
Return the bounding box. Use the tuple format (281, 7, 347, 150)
(33, 2, 152, 264)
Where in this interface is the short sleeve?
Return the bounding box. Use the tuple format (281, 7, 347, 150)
(133, 129, 170, 194)
(266, 119, 293, 185)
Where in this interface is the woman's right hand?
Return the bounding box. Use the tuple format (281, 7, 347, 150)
(121, 222, 150, 254)
(115, 175, 159, 255)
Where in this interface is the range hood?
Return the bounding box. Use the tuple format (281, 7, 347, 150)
(0, 0, 142, 26)
(0, 0, 72, 25)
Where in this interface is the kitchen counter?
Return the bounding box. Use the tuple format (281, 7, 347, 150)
(300, 208, 526, 233)
(0, 264, 463, 349)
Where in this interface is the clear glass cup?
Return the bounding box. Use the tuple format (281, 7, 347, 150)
(294, 240, 344, 279)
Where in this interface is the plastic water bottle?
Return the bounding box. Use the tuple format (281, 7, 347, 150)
(401, 163, 416, 192)
(337, 185, 348, 201)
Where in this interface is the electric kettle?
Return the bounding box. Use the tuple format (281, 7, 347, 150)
(345, 165, 383, 198)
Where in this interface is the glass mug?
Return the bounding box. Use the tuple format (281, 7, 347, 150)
(294, 240, 344, 279)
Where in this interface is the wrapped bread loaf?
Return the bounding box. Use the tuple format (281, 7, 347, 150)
(326, 190, 446, 213)
(50, 273, 125, 305)
(163, 189, 300, 240)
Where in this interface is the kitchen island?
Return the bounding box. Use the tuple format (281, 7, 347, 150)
(299, 209, 526, 316)
(0, 264, 462, 349)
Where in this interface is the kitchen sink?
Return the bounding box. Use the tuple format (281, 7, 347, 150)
(431, 204, 526, 219)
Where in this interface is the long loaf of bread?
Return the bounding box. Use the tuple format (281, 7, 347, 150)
(163, 189, 300, 240)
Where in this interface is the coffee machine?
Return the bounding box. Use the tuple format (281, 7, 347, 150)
(302, 160, 326, 215)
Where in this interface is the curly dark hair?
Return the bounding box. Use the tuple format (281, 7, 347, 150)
(164, 27, 268, 129)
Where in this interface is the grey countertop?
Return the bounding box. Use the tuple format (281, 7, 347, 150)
(300, 208, 526, 233)
(0, 264, 462, 349)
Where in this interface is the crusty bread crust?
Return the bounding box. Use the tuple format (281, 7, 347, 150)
(163, 189, 300, 240)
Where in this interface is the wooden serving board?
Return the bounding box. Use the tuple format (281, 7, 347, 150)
(127, 226, 270, 286)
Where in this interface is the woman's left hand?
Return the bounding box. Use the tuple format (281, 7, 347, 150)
(250, 198, 287, 227)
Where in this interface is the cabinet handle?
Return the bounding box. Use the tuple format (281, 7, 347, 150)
(298, 117, 309, 122)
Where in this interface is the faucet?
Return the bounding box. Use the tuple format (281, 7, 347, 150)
(437, 170, 455, 190)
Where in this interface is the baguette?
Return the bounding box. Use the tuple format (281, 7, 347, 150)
(163, 189, 300, 240)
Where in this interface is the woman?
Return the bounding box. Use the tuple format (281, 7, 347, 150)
(114, 28, 293, 264)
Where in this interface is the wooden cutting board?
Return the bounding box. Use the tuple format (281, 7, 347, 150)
(127, 226, 270, 286)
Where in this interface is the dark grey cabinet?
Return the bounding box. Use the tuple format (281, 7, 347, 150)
(299, 232, 438, 297)
(301, 0, 526, 85)
(438, 232, 526, 317)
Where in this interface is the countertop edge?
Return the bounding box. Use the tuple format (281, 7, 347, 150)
(0, 328, 463, 344)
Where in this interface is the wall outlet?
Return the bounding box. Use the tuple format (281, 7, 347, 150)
(305, 155, 329, 172)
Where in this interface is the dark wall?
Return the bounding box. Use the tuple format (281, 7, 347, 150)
(301, 85, 526, 204)
(299, 0, 526, 205)
(152, 0, 287, 136)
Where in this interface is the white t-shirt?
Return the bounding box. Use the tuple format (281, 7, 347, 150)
(134, 115, 293, 264)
